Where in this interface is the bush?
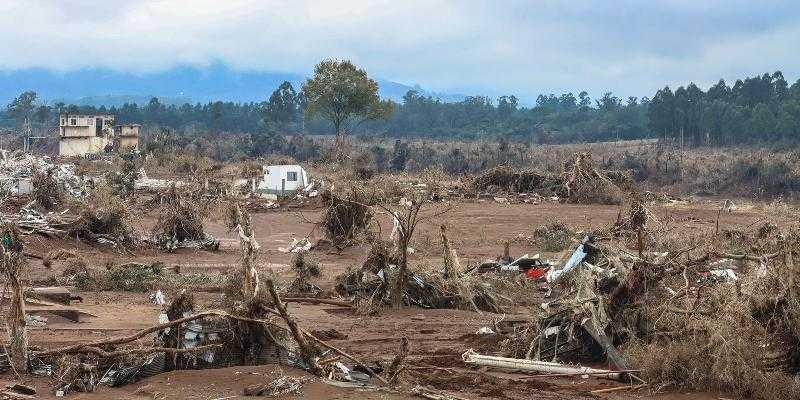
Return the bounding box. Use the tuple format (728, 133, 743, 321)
(75, 262, 164, 292)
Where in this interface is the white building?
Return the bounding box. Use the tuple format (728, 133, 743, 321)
(59, 114, 115, 157)
(257, 164, 308, 194)
(58, 114, 141, 157)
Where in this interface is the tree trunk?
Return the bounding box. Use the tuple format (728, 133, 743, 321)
(391, 238, 409, 308)
(440, 224, 460, 278)
(334, 118, 344, 160)
(234, 205, 260, 300)
(4, 255, 27, 374)
(265, 279, 323, 375)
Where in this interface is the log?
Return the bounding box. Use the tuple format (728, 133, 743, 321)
(590, 383, 648, 394)
(282, 297, 353, 308)
(462, 350, 623, 381)
(581, 317, 631, 371)
(265, 279, 323, 376)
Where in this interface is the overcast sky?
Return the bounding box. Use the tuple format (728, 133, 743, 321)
(1, 0, 798, 101)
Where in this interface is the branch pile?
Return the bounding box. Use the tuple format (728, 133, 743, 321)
(320, 189, 373, 247)
(151, 185, 219, 251)
(471, 152, 629, 205)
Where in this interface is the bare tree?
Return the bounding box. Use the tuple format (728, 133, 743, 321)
(375, 193, 450, 308)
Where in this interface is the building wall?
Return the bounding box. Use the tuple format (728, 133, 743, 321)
(117, 125, 140, 136)
(119, 136, 139, 150)
(59, 137, 110, 157)
(59, 114, 114, 138)
(61, 126, 94, 138)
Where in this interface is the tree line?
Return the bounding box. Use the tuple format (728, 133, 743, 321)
(3, 66, 799, 147)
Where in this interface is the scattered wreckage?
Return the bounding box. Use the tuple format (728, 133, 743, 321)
(458, 201, 800, 399)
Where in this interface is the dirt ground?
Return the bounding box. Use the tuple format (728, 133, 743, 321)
(1, 198, 785, 399)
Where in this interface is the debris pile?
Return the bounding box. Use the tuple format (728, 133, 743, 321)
(150, 185, 219, 251)
(286, 253, 323, 295)
(472, 166, 564, 198)
(31, 166, 64, 209)
(243, 375, 310, 396)
(0, 150, 87, 198)
(69, 187, 137, 247)
(471, 152, 629, 205)
(335, 246, 506, 314)
(562, 152, 628, 205)
(498, 201, 800, 400)
(320, 189, 373, 247)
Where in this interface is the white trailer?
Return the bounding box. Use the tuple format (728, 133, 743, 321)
(257, 164, 308, 194)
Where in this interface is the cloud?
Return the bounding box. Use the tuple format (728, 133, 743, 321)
(1, 0, 798, 101)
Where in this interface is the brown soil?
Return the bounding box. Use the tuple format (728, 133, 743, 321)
(2, 199, 786, 399)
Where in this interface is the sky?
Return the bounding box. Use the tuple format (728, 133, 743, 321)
(1, 0, 799, 102)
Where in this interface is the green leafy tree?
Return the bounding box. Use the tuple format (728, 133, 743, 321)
(7, 91, 38, 129)
(264, 81, 299, 129)
(301, 59, 393, 154)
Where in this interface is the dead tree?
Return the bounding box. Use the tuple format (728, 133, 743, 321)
(231, 204, 260, 299)
(1, 224, 27, 374)
(377, 195, 450, 308)
(387, 198, 422, 308)
(440, 224, 460, 279)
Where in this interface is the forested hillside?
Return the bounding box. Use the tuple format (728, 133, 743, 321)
(4, 71, 799, 146)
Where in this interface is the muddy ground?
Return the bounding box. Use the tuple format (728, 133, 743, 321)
(1, 199, 784, 399)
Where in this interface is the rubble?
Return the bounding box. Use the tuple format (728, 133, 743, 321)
(278, 237, 314, 253)
(335, 264, 505, 313)
(0, 150, 88, 199)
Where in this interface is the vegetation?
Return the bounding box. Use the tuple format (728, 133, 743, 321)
(301, 59, 393, 153)
(5, 66, 797, 150)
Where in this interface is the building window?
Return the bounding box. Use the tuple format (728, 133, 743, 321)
(88, 119, 93, 125)
(70, 118, 77, 126)
(60, 118, 65, 125)
(287, 171, 298, 181)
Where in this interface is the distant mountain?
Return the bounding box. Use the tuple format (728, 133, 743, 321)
(0, 64, 464, 106)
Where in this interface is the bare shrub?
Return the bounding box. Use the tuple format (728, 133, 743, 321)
(320, 189, 373, 247)
(31, 167, 63, 209)
(70, 187, 136, 246)
(151, 185, 209, 245)
(532, 220, 576, 252)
